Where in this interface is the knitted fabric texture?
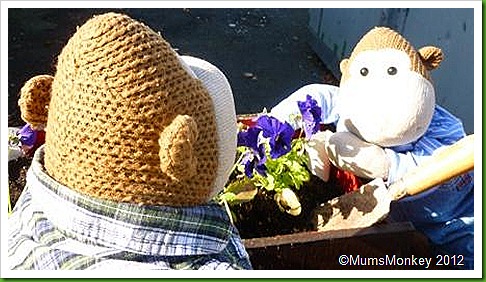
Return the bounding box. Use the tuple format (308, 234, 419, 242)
(340, 27, 432, 83)
(19, 75, 53, 130)
(40, 13, 219, 206)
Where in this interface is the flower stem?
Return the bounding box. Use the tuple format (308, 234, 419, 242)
(228, 150, 245, 178)
(8, 186, 12, 216)
(222, 199, 234, 225)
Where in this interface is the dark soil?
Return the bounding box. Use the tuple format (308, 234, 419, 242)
(8, 8, 338, 126)
(232, 175, 344, 239)
(8, 156, 32, 210)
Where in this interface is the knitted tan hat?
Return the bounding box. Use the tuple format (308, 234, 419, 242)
(340, 26, 443, 84)
(18, 12, 237, 206)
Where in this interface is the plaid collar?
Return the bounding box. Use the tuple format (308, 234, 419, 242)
(28, 146, 235, 257)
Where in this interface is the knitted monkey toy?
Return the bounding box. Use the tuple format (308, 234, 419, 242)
(271, 27, 474, 269)
(9, 12, 252, 270)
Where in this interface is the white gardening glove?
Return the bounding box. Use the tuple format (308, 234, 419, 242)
(304, 130, 333, 182)
(326, 131, 390, 180)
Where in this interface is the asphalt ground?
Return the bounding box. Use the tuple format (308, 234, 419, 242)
(8, 8, 336, 126)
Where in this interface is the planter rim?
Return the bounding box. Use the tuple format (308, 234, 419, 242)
(243, 221, 416, 249)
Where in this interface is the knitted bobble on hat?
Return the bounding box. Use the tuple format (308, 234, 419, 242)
(18, 75, 53, 130)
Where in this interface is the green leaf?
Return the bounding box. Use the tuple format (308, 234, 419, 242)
(222, 117, 318, 216)
(222, 178, 258, 205)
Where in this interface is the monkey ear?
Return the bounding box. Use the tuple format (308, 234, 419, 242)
(418, 46, 443, 71)
(158, 115, 199, 182)
(340, 58, 350, 75)
(18, 75, 54, 129)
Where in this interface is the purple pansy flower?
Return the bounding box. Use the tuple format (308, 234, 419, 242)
(17, 124, 37, 147)
(298, 94, 322, 139)
(241, 144, 267, 178)
(238, 126, 267, 177)
(256, 115, 294, 159)
(237, 127, 262, 151)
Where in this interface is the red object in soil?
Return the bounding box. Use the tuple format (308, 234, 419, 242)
(330, 165, 362, 193)
(237, 114, 259, 128)
(34, 130, 46, 148)
(22, 129, 46, 157)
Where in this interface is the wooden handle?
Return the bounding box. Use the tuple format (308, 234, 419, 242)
(390, 134, 474, 199)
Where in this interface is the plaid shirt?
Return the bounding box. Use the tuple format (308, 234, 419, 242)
(8, 147, 252, 270)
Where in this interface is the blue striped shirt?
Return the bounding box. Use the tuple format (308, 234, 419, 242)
(385, 105, 467, 184)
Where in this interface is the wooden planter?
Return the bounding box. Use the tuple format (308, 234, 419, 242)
(243, 221, 446, 270)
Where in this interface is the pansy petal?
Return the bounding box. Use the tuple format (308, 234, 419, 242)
(17, 124, 37, 147)
(269, 121, 294, 159)
(257, 144, 267, 161)
(298, 95, 323, 138)
(255, 163, 267, 176)
(241, 152, 255, 178)
(237, 127, 262, 151)
(256, 115, 278, 138)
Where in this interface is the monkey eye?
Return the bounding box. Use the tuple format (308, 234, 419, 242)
(360, 67, 369, 76)
(387, 66, 398, 75)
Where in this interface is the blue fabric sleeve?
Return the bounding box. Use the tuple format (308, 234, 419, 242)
(384, 105, 466, 185)
(385, 105, 474, 269)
